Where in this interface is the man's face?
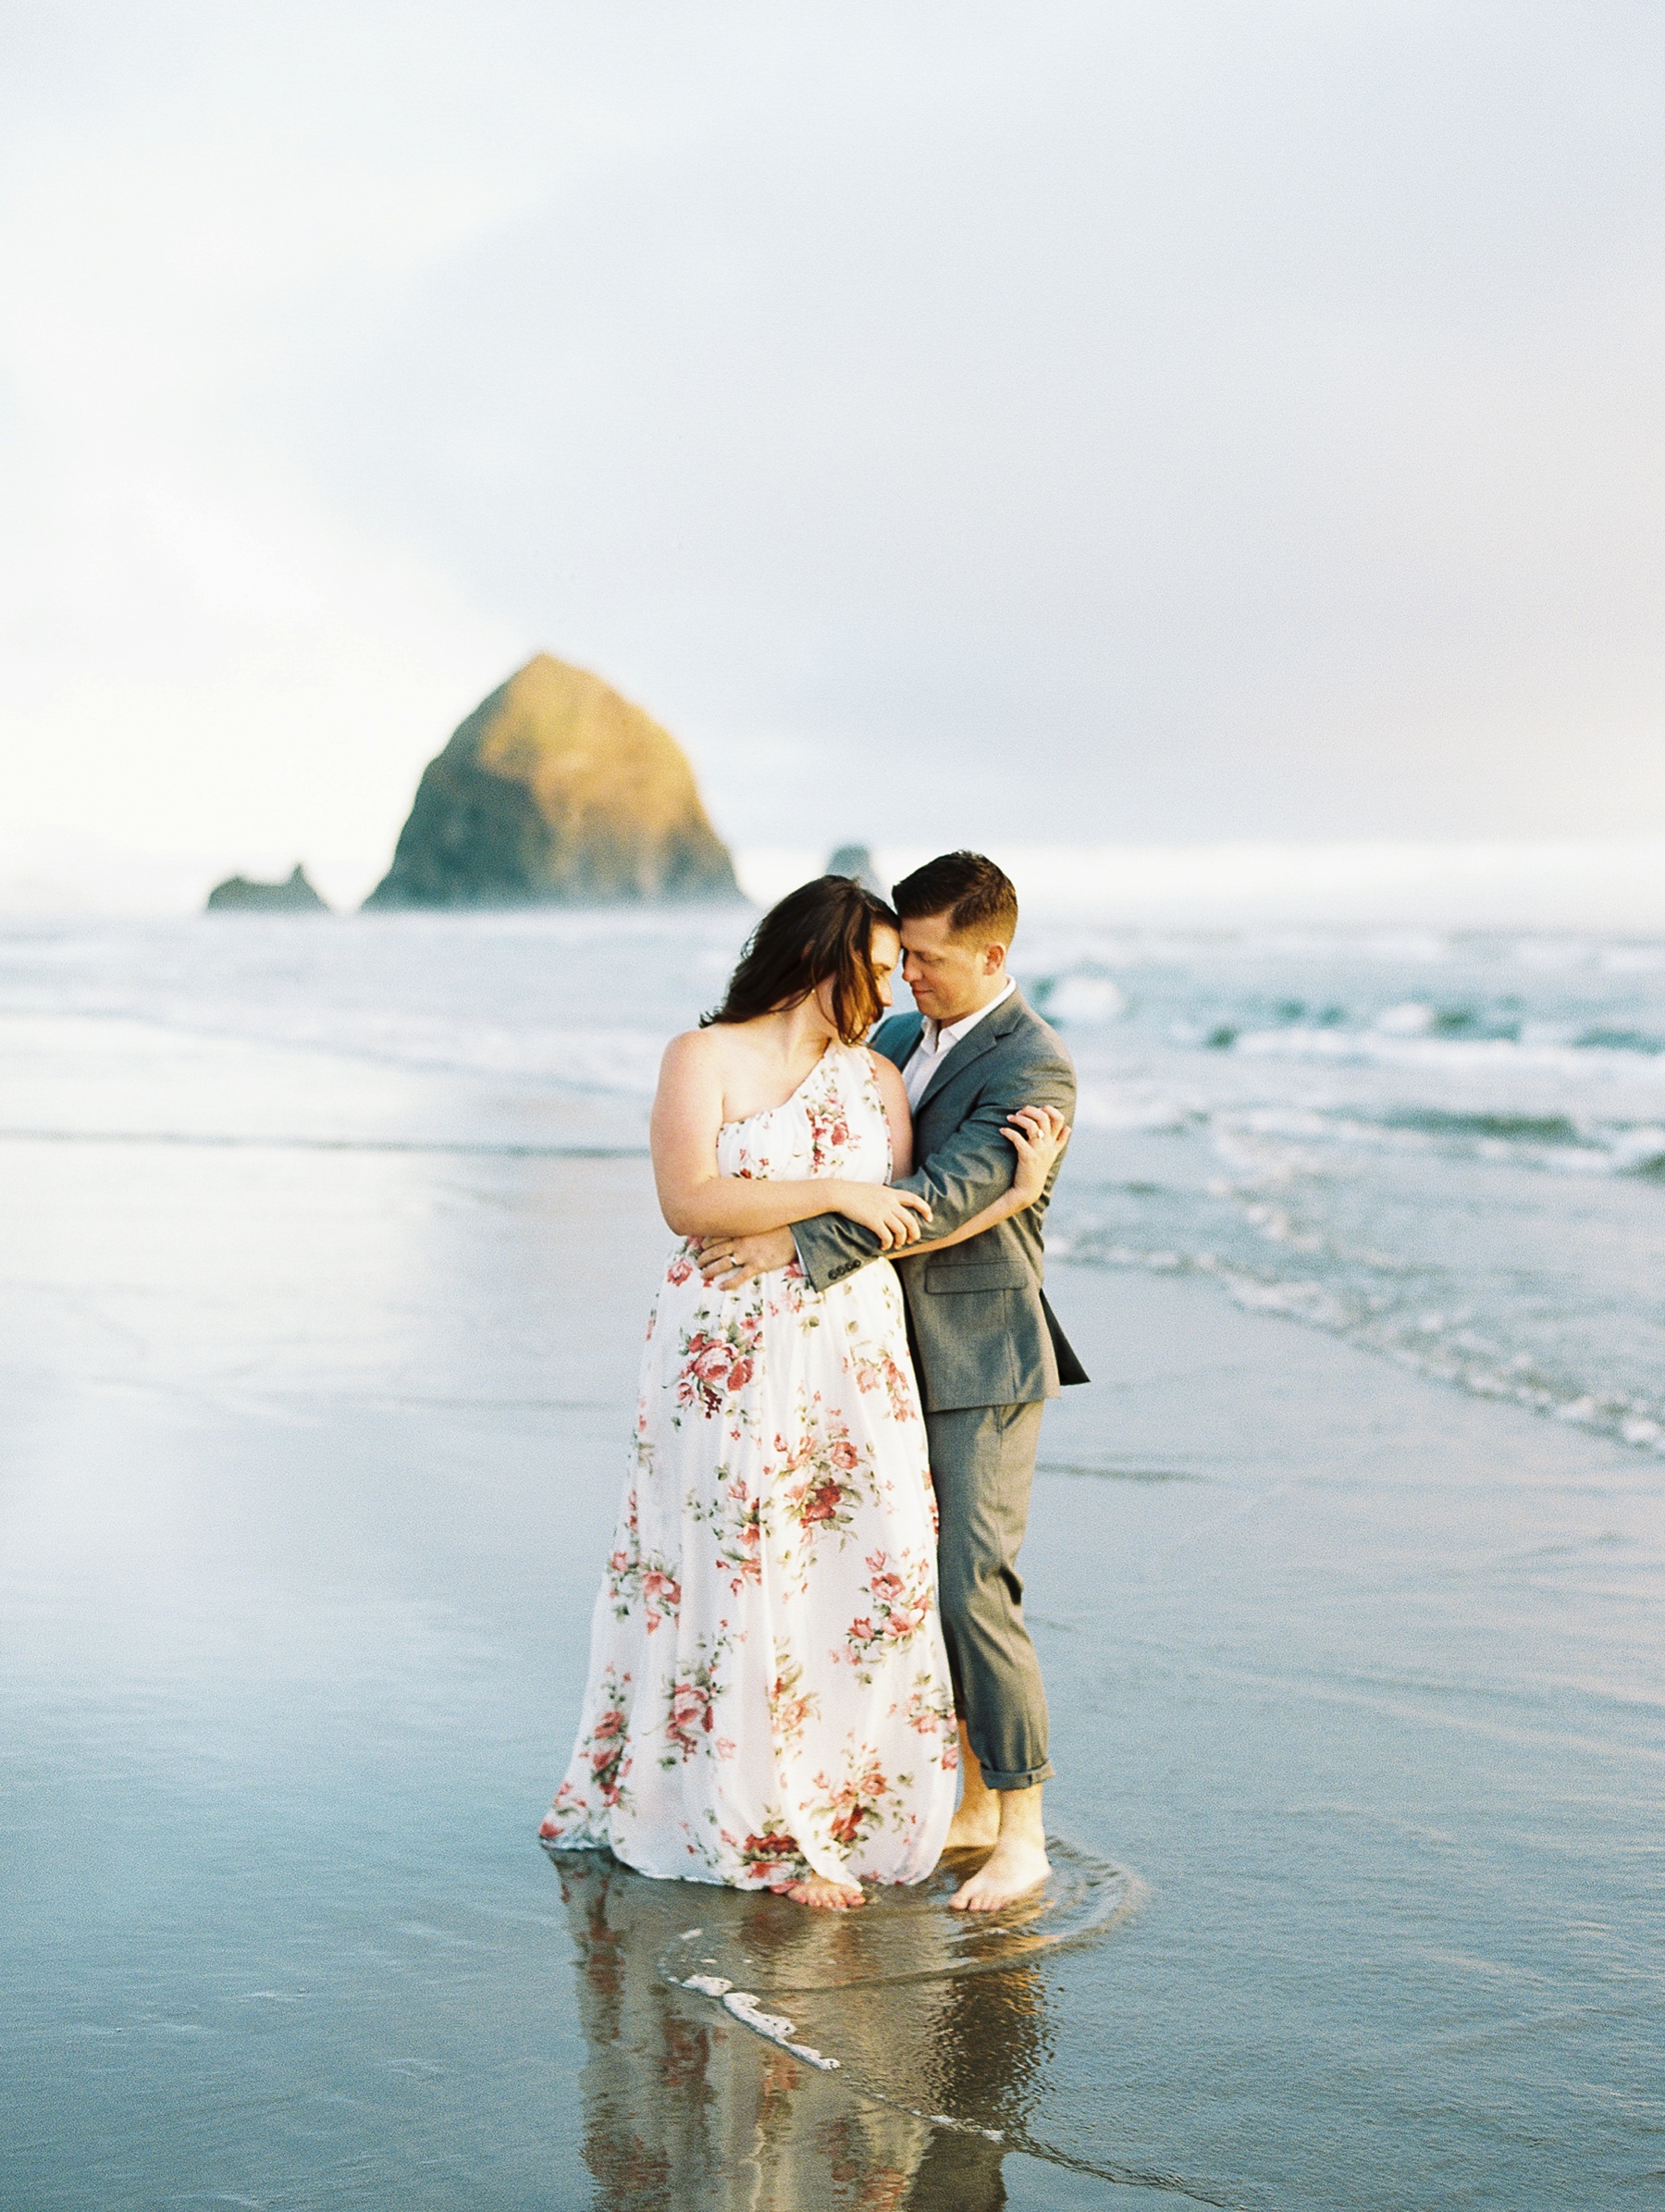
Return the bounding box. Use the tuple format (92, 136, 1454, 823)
(899, 910, 1007, 1025)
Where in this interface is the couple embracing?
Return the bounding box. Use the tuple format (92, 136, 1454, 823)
(540, 851, 1085, 1913)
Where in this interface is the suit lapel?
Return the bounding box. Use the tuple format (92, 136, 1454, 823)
(914, 988, 1029, 1115)
(872, 1012, 924, 1072)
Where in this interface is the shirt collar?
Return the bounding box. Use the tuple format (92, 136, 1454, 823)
(922, 974, 1016, 1052)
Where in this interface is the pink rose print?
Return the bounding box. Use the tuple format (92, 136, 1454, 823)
(845, 1550, 934, 1680)
(767, 1658, 819, 1751)
(905, 1681, 957, 1766)
(675, 1313, 764, 1420)
(799, 1478, 844, 1526)
(660, 1640, 728, 1764)
(812, 1752, 894, 1851)
(666, 1681, 713, 1757)
(848, 1342, 920, 1426)
(580, 1672, 633, 1809)
(741, 1820, 808, 1885)
(806, 1098, 853, 1174)
(775, 1403, 873, 1551)
(640, 1567, 681, 1627)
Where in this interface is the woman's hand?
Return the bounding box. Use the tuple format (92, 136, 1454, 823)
(831, 1180, 933, 1250)
(1002, 1105, 1071, 1206)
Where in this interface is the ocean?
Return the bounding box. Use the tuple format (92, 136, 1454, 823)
(2, 896, 1661, 2207)
(7, 904, 1661, 1457)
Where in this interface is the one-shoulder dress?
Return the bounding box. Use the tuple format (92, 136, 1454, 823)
(540, 1041, 958, 1889)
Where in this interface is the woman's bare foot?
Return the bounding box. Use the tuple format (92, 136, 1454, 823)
(949, 1829, 1050, 1911)
(778, 1873, 866, 1909)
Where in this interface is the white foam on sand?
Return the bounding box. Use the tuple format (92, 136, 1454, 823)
(678, 1976, 840, 2070)
(676, 1977, 1012, 2141)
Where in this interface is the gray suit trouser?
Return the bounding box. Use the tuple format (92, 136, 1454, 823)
(924, 1399, 1054, 1791)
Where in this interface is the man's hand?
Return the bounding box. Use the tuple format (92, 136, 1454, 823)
(696, 1227, 796, 1291)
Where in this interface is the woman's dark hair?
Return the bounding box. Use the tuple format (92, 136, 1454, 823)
(703, 875, 900, 1044)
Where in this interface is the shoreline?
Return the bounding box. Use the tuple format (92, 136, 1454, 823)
(1, 1015, 1659, 2206)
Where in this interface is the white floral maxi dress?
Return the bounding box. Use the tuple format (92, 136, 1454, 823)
(541, 1043, 959, 1889)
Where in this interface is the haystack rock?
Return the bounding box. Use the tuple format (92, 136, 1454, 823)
(364, 656, 739, 908)
(206, 864, 329, 913)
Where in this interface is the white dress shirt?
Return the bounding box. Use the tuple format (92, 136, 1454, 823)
(902, 975, 1016, 1108)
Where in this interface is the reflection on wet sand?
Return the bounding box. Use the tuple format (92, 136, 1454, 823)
(549, 1844, 1137, 2209)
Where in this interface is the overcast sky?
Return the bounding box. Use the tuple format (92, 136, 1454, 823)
(4, 1, 1665, 901)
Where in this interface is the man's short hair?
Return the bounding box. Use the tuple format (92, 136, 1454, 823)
(891, 851, 1018, 945)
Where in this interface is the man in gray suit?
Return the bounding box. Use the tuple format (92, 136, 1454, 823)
(699, 852, 1085, 1910)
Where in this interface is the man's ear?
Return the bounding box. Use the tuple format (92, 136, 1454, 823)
(984, 942, 1008, 976)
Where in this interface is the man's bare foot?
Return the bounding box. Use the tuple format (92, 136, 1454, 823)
(942, 1751, 1043, 1910)
(949, 1829, 1050, 1911)
(778, 1873, 866, 1909)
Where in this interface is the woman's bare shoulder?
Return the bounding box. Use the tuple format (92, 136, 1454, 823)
(660, 1026, 734, 1081)
(864, 1047, 910, 1106)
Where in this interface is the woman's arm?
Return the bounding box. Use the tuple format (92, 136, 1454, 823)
(867, 1050, 914, 1180)
(915, 1106, 1070, 1255)
(650, 1032, 931, 1246)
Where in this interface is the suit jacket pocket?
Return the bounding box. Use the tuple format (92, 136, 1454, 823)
(921, 1260, 1030, 1294)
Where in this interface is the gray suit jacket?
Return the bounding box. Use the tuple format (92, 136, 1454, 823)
(792, 988, 1088, 1413)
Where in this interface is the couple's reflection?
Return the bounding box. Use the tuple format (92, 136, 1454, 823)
(550, 1849, 1050, 2211)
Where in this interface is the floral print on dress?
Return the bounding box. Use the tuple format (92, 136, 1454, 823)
(562, 1667, 633, 1814)
(906, 1679, 959, 1766)
(687, 1468, 765, 1596)
(816, 1749, 902, 1854)
(673, 1308, 764, 1424)
(732, 1816, 809, 1886)
(541, 1042, 956, 1890)
(767, 1655, 820, 1752)
(662, 1637, 729, 1764)
(843, 1549, 935, 1684)
(604, 1496, 683, 1632)
(805, 1093, 854, 1175)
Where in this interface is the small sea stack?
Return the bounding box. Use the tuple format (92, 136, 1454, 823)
(205, 865, 329, 913)
(826, 845, 885, 896)
(364, 656, 739, 908)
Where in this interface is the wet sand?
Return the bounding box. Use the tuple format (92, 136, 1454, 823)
(2, 1017, 1660, 2207)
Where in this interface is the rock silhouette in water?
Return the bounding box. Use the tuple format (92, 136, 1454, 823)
(826, 845, 885, 896)
(364, 655, 739, 908)
(205, 865, 329, 913)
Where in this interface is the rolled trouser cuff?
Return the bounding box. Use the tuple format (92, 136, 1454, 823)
(979, 1760, 1055, 1791)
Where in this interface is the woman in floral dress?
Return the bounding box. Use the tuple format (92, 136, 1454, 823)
(539, 875, 1066, 1909)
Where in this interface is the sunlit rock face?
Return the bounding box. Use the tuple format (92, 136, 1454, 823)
(364, 654, 739, 908)
(206, 864, 329, 912)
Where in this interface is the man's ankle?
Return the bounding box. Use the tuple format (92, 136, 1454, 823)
(996, 1783, 1044, 1839)
(955, 1719, 993, 1802)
